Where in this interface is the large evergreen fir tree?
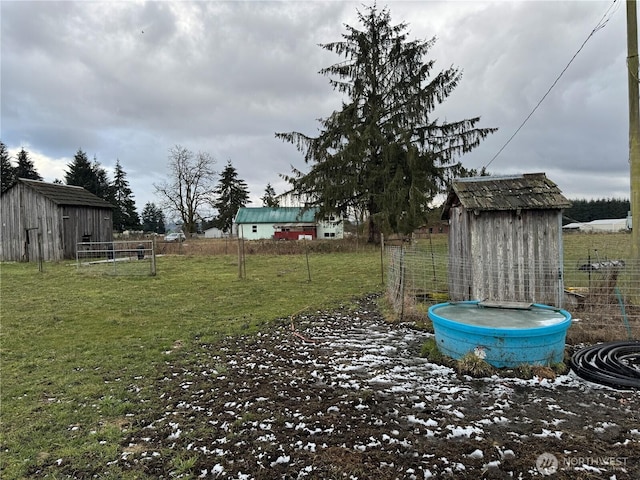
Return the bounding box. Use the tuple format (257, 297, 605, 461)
(141, 202, 166, 233)
(64, 149, 112, 201)
(92, 158, 112, 201)
(65, 149, 95, 192)
(212, 161, 249, 233)
(111, 160, 140, 232)
(277, 5, 496, 242)
(1, 142, 16, 193)
(15, 148, 42, 181)
(261, 183, 279, 207)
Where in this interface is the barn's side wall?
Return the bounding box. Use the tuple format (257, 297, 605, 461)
(1, 185, 25, 261)
(448, 208, 564, 306)
(62, 206, 114, 259)
(0, 184, 65, 261)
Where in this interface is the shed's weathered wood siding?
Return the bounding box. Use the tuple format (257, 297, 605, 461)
(0, 183, 62, 261)
(0, 183, 113, 261)
(447, 206, 472, 299)
(448, 207, 564, 306)
(61, 205, 113, 259)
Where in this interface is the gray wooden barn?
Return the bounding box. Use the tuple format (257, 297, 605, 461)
(0, 178, 114, 261)
(441, 173, 571, 307)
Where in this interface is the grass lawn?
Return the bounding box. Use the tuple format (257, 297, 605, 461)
(0, 252, 383, 479)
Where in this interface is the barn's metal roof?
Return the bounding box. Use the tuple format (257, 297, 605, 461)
(442, 173, 571, 219)
(235, 207, 318, 224)
(16, 178, 114, 208)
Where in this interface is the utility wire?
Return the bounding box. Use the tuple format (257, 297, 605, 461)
(484, 0, 621, 170)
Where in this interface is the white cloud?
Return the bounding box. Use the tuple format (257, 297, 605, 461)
(7, 146, 69, 183)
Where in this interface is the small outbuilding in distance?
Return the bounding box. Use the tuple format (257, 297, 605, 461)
(0, 178, 114, 262)
(441, 173, 571, 307)
(562, 218, 630, 233)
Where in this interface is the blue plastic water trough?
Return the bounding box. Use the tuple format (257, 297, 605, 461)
(428, 301, 572, 368)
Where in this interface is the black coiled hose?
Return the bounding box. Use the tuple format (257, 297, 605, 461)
(570, 341, 640, 390)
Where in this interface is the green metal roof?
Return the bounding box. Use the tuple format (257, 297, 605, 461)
(235, 207, 318, 224)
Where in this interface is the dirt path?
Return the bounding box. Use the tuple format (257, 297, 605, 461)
(121, 295, 640, 479)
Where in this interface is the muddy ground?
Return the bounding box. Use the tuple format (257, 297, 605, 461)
(119, 295, 640, 479)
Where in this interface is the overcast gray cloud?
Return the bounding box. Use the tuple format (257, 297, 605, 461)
(1, 0, 632, 214)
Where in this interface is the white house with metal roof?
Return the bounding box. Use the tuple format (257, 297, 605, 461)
(234, 207, 343, 240)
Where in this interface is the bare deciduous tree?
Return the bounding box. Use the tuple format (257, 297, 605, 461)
(154, 145, 216, 234)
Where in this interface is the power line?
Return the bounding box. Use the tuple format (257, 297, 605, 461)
(484, 0, 621, 170)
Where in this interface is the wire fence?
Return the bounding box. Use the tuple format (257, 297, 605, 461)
(385, 242, 640, 342)
(76, 240, 156, 276)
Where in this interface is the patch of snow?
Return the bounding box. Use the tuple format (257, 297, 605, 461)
(499, 449, 516, 460)
(407, 415, 438, 427)
(270, 455, 290, 467)
(532, 429, 563, 439)
(466, 449, 483, 459)
(445, 425, 484, 439)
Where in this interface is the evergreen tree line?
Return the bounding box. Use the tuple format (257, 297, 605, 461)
(1, 142, 43, 188)
(4, 141, 632, 236)
(564, 198, 631, 224)
(2, 142, 278, 237)
(1, 142, 163, 233)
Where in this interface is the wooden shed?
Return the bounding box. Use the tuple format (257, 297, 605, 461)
(441, 173, 571, 307)
(0, 178, 114, 261)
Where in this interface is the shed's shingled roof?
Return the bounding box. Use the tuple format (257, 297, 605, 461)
(235, 207, 318, 224)
(442, 173, 571, 219)
(16, 178, 114, 208)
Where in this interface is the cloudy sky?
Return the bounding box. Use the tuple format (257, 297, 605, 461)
(1, 0, 632, 215)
